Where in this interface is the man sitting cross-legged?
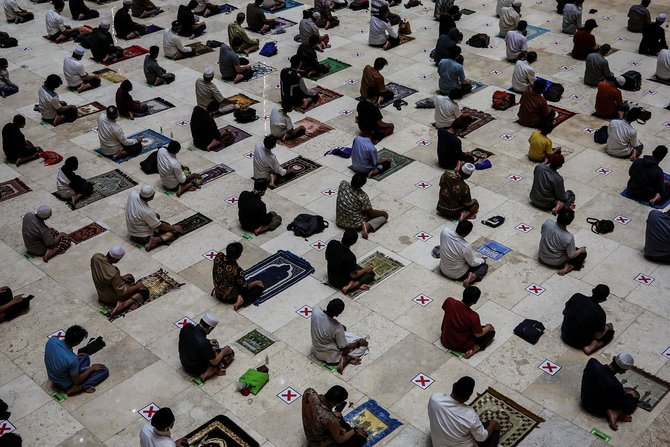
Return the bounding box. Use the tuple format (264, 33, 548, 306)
(581, 353, 640, 431)
(212, 242, 264, 310)
(529, 153, 575, 215)
(561, 284, 615, 355)
(302, 386, 368, 447)
(437, 162, 479, 221)
(336, 173, 388, 239)
(626, 145, 669, 206)
(311, 298, 369, 373)
(437, 221, 488, 287)
(539, 208, 587, 275)
(440, 286, 495, 358)
(44, 324, 109, 395)
(190, 101, 236, 152)
(91, 246, 150, 316)
(97, 106, 142, 161)
(351, 132, 391, 178)
(126, 185, 183, 251)
(178, 313, 235, 382)
(238, 179, 282, 235)
(157, 141, 202, 197)
(326, 230, 376, 295)
(22, 205, 72, 263)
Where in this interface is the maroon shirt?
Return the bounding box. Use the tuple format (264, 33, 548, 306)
(571, 30, 597, 60)
(440, 297, 482, 352)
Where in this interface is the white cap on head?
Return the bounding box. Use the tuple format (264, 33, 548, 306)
(100, 19, 110, 28)
(108, 245, 126, 259)
(123, 0, 132, 5)
(512, 0, 522, 6)
(614, 353, 634, 370)
(461, 162, 476, 176)
(312, 11, 321, 19)
(657, 13, 667, 22)
(616, 76, 625, 86)
(202, 313, 219, 327)
(74, 46, 85, 56)
(36, 205, 52, 219)
(203, 67, 214, 77)
(139, 185, 155, 199)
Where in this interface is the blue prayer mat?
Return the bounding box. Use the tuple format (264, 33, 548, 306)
(344, 400, 402, 446)
(94, 129, 173, 163)
(245, 250, 315, 305)
(476, 241, 511, 260)
(621, 173, 670, 209)
(263, 0, 303, 12)
(526, 25, 550, 41)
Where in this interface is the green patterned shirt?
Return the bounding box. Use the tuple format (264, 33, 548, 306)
(336, 180, 371, 229)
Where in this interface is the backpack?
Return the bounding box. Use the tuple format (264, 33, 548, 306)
(140, 150, 159, 174)
(587, 217, 614, 235)
(593, 125, 608, 144)
(0, 36, 18, 48)
(206, 40, 222, 48)
(481, 215, 505, 228)
(466, 33, 489, 48)
(287, 214, 329, 237)
(621, 70, 641, 91)
(234, 107, 258, 123)
(491, 90, 516, 110)
(349, 0, 368, 10)
(259, 41, 278, 57)
(514, 319, 545, 344)
(543, 83, 564, 102)
(398, 20, 411, 35)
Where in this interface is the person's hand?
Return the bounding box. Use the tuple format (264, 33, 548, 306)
(12, 295, 24, 304)
(487, 420, 501, 432)
(0, 286, 8, 293)
(355, 427, 368, 437)
(90, 363, 106, 372)
(365, 266, 374, 273)
(357, 339, 369, 347)
(486, 324, 495, 332)
(252, 280, 264, 287)
(137, 283, 147, 290)
(173, 224, 183, 233)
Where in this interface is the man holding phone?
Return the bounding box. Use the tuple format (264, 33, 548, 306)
(302, 385, 368, 446)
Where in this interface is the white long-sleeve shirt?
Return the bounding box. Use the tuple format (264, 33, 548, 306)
(439, 226, 484, 279)
(63, 56, 86, 88)
(97, 113, 137, 155)
(505, 30, 527, 61)
(163, 29, 192, 59)
(368, 16, 397, 46)
(45, 9, 66, 36)
(606, 119, 640, 158)
(3, 0, 21, 22)
(498, 6, 520, 37)
(157, 146, 186, 189)
(495, 0, 513, 17)
(511, 59, 536, 93)
(656, 49, 670, 80)
(434, 95, 461, 129)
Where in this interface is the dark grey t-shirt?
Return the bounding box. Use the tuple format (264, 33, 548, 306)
(644, 210, 670, 258)
(218, 44, 240, 79)
(530, 163, 567, 210)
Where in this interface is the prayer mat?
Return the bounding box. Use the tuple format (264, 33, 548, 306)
(355, 82, 419, 109)
(456, 107, 495, 137)
(620, 366, 670, 412)
(467, 148, 495, 163)
(621, 173, 670, 209)
(348, 252, 404, 298)
(460, 8, 475, 14)
(102, 269, 184, 321)
(184, 415, 260, 447)
(648, 75, 670, 86)
(294, 86, 343, 112)
(137, 24, 163, 36)
(466, 80, 486, 96)
(0, 178, 31, 203)
(471, 388, 544, 447)
(550, 105, 576, 127)
(273, 156, 322, 187)
(227, 62, 276, 82)
(372, 149, 414, 181)
(53, 169, 137, 210)
(93, 68, 127, 83)
(208, 125, 252, 152)
(68, 222, 107, 244)
(245, 250, 315, 305)
(200, 163, 235, 185)
(224, 94, 259, 108)
(42, 25, 93, 43)
(344, 400, 402, 447)
(312, 58, 352, 80)
(399, 34, 415, 45)
(77, 101, 105, 119)
(220, 3, 238, 13)
(141, 97, 176, 116)
(175, 212, 213, 237)
(263, 0, 302, 12)
(98, 45, 149, 66)
(186, 41, 214, 56)
(526, 25, 550, 41)
(278, 117, 334, 148)
(95, 129, 173, 163)
(476, 240, 511, 260)
(272, 17, 297, 32)
(236, 329, 275, 355)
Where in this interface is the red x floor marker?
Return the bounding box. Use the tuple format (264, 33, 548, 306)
(507, 174, 523, 182)
(526, 283, 546, 296)
(412, 294, 433, 307)
(0, 420, 16, 436)
(310, 240, 327, 251)
(414, 231, 433, 241)
(321, 188, 336, 197)
(176, 120, 189, 126)
(417, 139, 431, 147)
(634, 273, 654, 286)
(500, 133, 514, 140)
(174, 316, 195, 329)
(339, 110, 353, 116)
(296, 305, 313, 319)
(48, 329, 66, 340)
(243, 152, 254, 159)
(538, 360, 561, 376)
(277, 387, 301, 404)
(139, 403, 160, 421)
(515, 223, 533, 233)
(582, 127, 596, 134)
(662, 347, 670, 359)
(225, 196, 239, 205)
(614, 215, 631, 225)
(202, 249, 218, 261)
(595, 167, 612, 176)
(415, 181, 431, 190)
(412, 373, 435, 390)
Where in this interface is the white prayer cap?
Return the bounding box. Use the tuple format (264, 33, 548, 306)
(108, 245, 126, 259)
(657, 13, 667, 23)
(140, 185, 155, 199)
(203, 67, 214, 77)
(74, 46, 85, 56)
(202, 313, 219, 327)
(512, 0, 522, 6)
(36, 205, 52, 219)
(123, 0, 132, 4)
(312, 11, 321, 19)
(616, 76, 626, 86)
(461, 162, 475, 176)
(614, 353, 634, 370)
(100, 19, 111, 29)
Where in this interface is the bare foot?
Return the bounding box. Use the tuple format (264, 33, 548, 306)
(361, 222, 369, 239)
(215, 368, 227, 376)
(359, 284, 370, 290)
(557, 264, 575, 276)
(233, 295, 244, 311)
(84, 387, 96, 394)
(462, 272, 477, 287)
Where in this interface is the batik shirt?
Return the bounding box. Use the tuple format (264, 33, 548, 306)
(335, 181, 372, 229)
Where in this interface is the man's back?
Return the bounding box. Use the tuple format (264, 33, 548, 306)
(302, 388, 342, 446)
(336, 181, 370, 228)
(178, 323, 214, 375)
(627, 4, 650, 32)
(561, 293, 605, 348)
(530, 163, 565, 209)
(351, 135, 377, 173)
(584, 53, 610, 86)
(627, 155, 662, 199)
(139, 423, 176, 447)
(428, 392, 488, 447)
(581, 358, 623, 416)
(645, 210, 670, 258)
(440, 297, 481, 352)
(310, 306, 346, 363)
(539, 219, 574, 266)
(238, 190, 266, 231)
(325, 240, 357, 289)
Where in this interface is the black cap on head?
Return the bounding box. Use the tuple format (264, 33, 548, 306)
(452, 376, 476, 400)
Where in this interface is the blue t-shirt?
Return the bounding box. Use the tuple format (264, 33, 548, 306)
(44, 337, 79, 389)
(438, 59, 465, 93)
(645, 210, 670, 258)
(351, 136, 379, 173)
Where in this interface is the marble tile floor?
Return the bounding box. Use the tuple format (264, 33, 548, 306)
(0, 0, 669, 445)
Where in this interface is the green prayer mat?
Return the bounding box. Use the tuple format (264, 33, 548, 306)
(52, 392, 67, 403)
(312, 58, 352, 80)
(348, 252, 404, 298)
(190, 377, 204, 387)
(373, 149, 415, 181)
(239, 369, 270, 395)
(591, 428, 611, 442)
(236, 329, 275, 355)
(448, 349, 464, 359)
